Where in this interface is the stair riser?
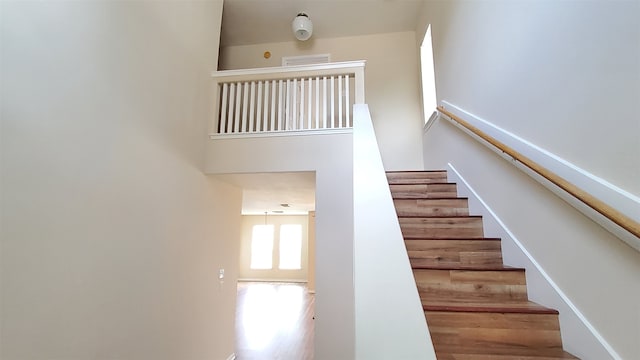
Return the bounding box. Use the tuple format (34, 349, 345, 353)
(426, 311, 564, 357)
(387, 172, 448, 184)
(406, 240, 503, 267)
(409, 255, 503, 267)
(394, 198, 470, 217)
(414, 269, 528, 302)
(389, 184, 458, 198)
(387, 171, 447, 180)
(400, 217, 484, 238)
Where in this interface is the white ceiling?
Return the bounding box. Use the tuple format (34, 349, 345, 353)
(220, 0, 425, 47)
(215, 172, 316, 215)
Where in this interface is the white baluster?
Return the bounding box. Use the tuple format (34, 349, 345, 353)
(291, 79, 298, 130)
(338, 75, 343, 128)
(256, 81, 263, 131)
(345, 74, 350, 127)
(227, 83, 236, 133)
(300, 78, 305, 130)
(242, 82, 249, 133)
(322, 76, 327, 129)
(278, 79, 284, 131)
(264, 81, 270, 131)
(315, 77, 320, 129)
(227, 83, 236, 134)
(249, 81, 256, 132)
(220, 83, 228, 134)
(283, 79, 292, 130)
(330, 76, 336, 128)
(270, 80, 276, 131)
(234, 82, 241, 133)
(307, 77, 312, 130)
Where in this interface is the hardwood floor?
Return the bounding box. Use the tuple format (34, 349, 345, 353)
(235, 282, 314, 360)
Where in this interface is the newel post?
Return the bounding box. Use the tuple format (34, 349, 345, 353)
(354, 64, 365, 104)
(210, 74, 221, 135)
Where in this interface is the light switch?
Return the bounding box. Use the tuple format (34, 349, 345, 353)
(219, 268, 225, 280)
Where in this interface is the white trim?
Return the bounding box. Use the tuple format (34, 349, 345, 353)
(439, 101, 640, 251)
(212, 60, 365, 79)
(225, 353, 236, 360)
(440, 101, 640, 215)
(447, 163, 621, 360)
(423, 110, 438, 134)
(209, 128, 352, 140)
(238, 278, 308, 283)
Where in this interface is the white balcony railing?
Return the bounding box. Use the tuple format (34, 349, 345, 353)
(210, 61, 365, 137)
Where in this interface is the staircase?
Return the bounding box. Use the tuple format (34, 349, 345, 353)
(387, 170, 579, 360)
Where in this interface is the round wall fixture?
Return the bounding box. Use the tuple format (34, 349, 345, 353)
(292, 13, 313, 41)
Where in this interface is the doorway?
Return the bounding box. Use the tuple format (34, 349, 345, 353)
(216, 172, 316, 359)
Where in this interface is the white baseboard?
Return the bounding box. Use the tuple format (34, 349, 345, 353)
(439, 101, 640, 251)
(238, 278, 308, 283)
(447, 163, 620, 360)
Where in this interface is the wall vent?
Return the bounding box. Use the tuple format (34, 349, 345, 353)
(282, 54, 330, 66)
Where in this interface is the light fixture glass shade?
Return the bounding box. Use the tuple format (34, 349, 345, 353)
(292, 13, 313, 41)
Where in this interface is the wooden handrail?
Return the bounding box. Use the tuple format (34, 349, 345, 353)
(437, 106, 640, 239)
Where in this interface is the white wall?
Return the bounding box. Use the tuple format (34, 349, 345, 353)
(0, 2, 242, 360)
(353, 105, 436, 360)
(417, 0, 639, 196)
(417, 1, 640, 358)
(424, 119, 640, 360)
(239, 215, 309, 282)
(205, 134, 354, 360)
(219, 31, 424, 171)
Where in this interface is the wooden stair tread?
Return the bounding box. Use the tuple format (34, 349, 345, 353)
(389, 184, 456, 188)
(405, 237, 502, 241)
(389, 183, 459, 198)
(387, 171, 447, 178)
(387, 170, 448, 173)
(407, 238, 504, 267)
(403, 234, 484, 241)
(391, 194, 459, 199)
(388, 179, 449, 185)
(387, 172, 449, 184)
(412, 264, 523, 271)
(393, 196, 468, 200)
(436, 352, 579, 359)
(399, 215, 483, 218)
(389, 182, 455, 186)
(423, 300, 559, 314)
(400, 216, 486, 239)
(395, 198, 470, 217)
(427, 312, 564, 356)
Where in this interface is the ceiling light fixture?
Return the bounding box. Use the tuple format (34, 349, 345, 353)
(292, 13, 313, 41)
